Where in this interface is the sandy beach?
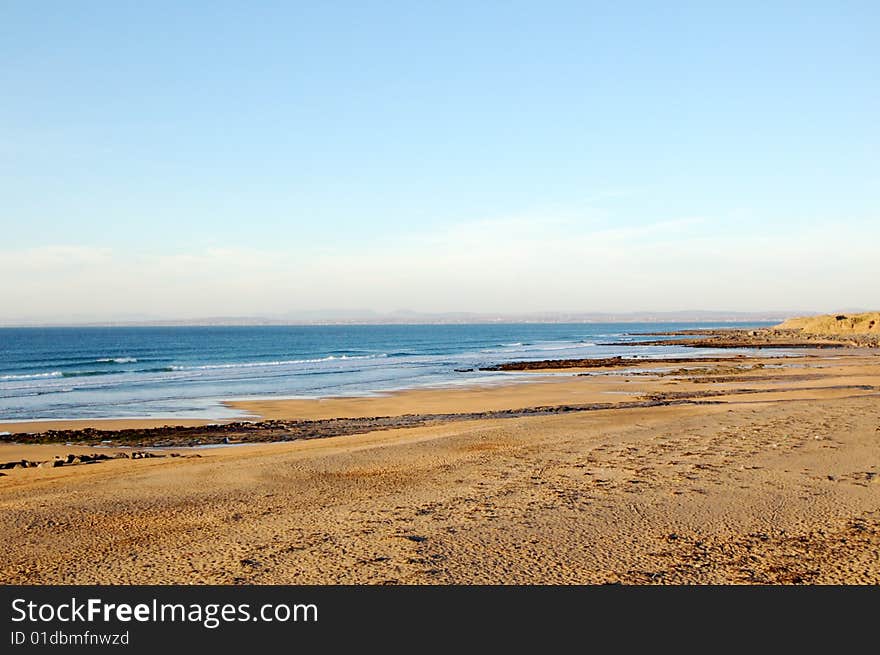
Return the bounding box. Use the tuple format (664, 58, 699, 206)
(4, 0, 878, 601)
(1, 348, 878, 584)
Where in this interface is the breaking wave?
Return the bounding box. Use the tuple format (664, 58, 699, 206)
(0, 371, 63, 380)
(168, 353, 388, 371)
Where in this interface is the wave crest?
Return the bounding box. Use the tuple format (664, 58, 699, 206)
(0, 371, 63, 380)
(169, 353, 387, 371)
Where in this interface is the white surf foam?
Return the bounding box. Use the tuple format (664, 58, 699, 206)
(0, 371, 63, 380)
(169, 353, 387, 371)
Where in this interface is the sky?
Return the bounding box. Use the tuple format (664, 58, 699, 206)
(1, 1, 877, 323)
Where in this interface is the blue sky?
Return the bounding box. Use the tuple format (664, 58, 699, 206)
(1, 2, 877, 321)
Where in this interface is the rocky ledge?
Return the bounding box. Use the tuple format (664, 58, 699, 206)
(0, 451, 198, 472)
(0, 395, 739, 449)
(616, 327, 880, 349)
(480, 355, 753, 371)
(480, 327, 876, 372)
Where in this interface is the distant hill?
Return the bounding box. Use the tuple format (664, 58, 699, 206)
(1, 310, 794, 327)
(777, 312, 880, 335)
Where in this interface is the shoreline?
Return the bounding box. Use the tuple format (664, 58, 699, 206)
(1, 350, 875, 445)
(0, 352, 789, 436)
(3, 325, 874, 434)
(0, 359, 754, 434)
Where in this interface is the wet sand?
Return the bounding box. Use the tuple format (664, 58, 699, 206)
(1, 351, 878, 584)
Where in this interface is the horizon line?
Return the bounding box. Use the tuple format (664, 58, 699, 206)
(0, 309, 819, 329)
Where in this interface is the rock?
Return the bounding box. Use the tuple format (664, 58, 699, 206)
(52, 460, 64, 467)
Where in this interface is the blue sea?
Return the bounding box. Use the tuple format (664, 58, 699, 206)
(0, 323, 772, 422)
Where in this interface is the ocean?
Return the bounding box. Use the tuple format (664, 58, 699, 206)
(0, 322, 772, 421)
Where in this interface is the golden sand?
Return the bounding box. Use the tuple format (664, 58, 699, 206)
(1, 351, 878, 584)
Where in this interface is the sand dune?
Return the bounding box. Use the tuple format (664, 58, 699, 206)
(778, 312, 880, 335)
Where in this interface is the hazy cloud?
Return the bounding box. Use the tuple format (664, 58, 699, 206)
(1, 215, 876, 323)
